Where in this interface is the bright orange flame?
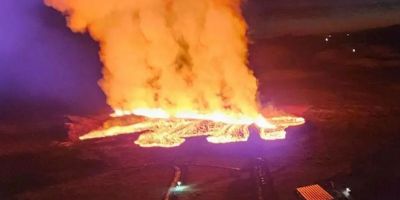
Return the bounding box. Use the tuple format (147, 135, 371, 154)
(112, 108, 275, 128)
(45, 0, 261, 123)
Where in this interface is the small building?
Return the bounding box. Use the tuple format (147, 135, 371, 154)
(296, 184, 334, 200)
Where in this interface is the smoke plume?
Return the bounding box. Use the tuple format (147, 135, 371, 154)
(45, 0, 260, 117)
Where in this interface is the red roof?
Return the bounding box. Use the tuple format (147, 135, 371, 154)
(296, 184, 334, 200)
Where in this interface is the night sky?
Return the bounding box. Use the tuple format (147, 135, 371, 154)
(1, 0, 400, 113)
(244, 0, 400, 37)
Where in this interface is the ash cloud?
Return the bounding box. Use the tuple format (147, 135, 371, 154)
(45, 0, 260, 116)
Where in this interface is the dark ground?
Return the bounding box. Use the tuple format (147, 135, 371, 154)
(1, 25, 400, 200)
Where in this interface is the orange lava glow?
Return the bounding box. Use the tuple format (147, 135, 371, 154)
(80, 109, 305, 148)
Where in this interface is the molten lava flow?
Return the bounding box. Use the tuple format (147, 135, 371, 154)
(79, 109, 305, 148)
(46, 0, 306, 147)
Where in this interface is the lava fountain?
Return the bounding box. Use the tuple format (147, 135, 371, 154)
(46, 0, 305, 147)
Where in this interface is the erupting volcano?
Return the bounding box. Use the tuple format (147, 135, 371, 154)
(46, 0, 305, 147)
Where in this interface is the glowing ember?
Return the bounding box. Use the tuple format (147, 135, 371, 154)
(79, 109, 305, 148)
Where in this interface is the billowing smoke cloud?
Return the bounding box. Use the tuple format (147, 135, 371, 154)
(45, 0, 260, 116)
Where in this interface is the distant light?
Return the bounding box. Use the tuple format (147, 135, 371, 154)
(347, 33, 350, 36)
(328, 34, 332, 38)
(172, 184, 189, 192)
(343, 187, 351, 198)
(325, 38, 329, 42)
(177, 181, 182, 186)
(175, 185, 183, 191)
(352, 48, 356, 53)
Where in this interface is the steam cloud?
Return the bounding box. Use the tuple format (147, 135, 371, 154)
(45, 0, 260, 116)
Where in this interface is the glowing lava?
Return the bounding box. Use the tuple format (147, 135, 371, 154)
(80, 109, 305, 148)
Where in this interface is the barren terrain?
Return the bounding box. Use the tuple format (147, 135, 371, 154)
(1, 26, 400, 200)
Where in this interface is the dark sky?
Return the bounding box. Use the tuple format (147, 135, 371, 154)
(244, 0, 400, 37)
(1, 0, 399, 113)
(0, 0, 105, 113)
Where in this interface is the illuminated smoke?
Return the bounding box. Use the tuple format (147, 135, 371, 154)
(45, 0, 259, 117)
